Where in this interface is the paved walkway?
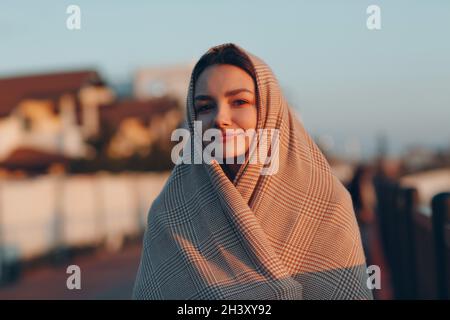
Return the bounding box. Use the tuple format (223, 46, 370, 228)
(0, 243, 142, 300)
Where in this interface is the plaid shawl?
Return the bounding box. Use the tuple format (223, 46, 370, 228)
(132, 43, 372, 300)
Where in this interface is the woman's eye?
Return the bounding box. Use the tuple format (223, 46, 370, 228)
(232, 99, 249, 107)
(196, 104, 213, 113)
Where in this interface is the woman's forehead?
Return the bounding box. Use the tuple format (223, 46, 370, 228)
(194, 64, 255, 96)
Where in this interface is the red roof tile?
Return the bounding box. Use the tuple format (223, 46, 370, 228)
(0, 70, 102, 117)
(99, 97, 180, 130)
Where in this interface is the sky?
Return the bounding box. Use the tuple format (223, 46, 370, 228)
(1, 0, 449, 158)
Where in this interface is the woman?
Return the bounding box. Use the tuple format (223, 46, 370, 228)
(132, 43, 372, 300)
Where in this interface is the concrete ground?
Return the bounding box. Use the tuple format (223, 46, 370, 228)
(0, 243, 142, 300)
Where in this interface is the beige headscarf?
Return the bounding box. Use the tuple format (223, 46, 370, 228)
(132, 43, 372, 300)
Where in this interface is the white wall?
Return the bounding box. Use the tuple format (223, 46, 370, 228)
(401, 169, 450, 215)
(0, 171, 170, 262)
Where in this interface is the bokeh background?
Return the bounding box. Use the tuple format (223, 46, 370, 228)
(0, 0, 449, 299)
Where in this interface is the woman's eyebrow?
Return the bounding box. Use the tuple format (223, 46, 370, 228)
(224, 88, 254, 97)
(194, 88, 254, 101)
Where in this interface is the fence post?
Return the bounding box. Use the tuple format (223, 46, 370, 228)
(384, 181, 403, 299)
(431, 192, 450, 299)
(396, 187, 418, 299)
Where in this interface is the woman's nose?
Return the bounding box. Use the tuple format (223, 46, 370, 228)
(214, 103, 232, 128)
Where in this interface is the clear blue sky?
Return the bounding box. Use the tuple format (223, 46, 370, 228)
(1, 0, 449, 158)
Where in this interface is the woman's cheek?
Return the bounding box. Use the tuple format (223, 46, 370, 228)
(235, 107, 257, 129)
(197, 114, 212, 131)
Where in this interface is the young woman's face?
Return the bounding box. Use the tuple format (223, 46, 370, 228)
(194, 64, 257, 160)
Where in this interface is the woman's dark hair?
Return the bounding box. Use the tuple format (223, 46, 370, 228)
(192, 44, 257, 86)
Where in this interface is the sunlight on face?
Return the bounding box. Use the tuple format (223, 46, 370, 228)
(194, 64, 257, 161)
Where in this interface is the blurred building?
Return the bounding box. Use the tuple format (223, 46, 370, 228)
(403, 146, 443, 172)
(0, 69, 185, 174)
(133, 62, 194, 104)
(0, 70, 115, 166)
(99, 97, 182, 159)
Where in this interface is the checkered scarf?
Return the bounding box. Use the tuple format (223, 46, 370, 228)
(132, 43, 372, 300)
